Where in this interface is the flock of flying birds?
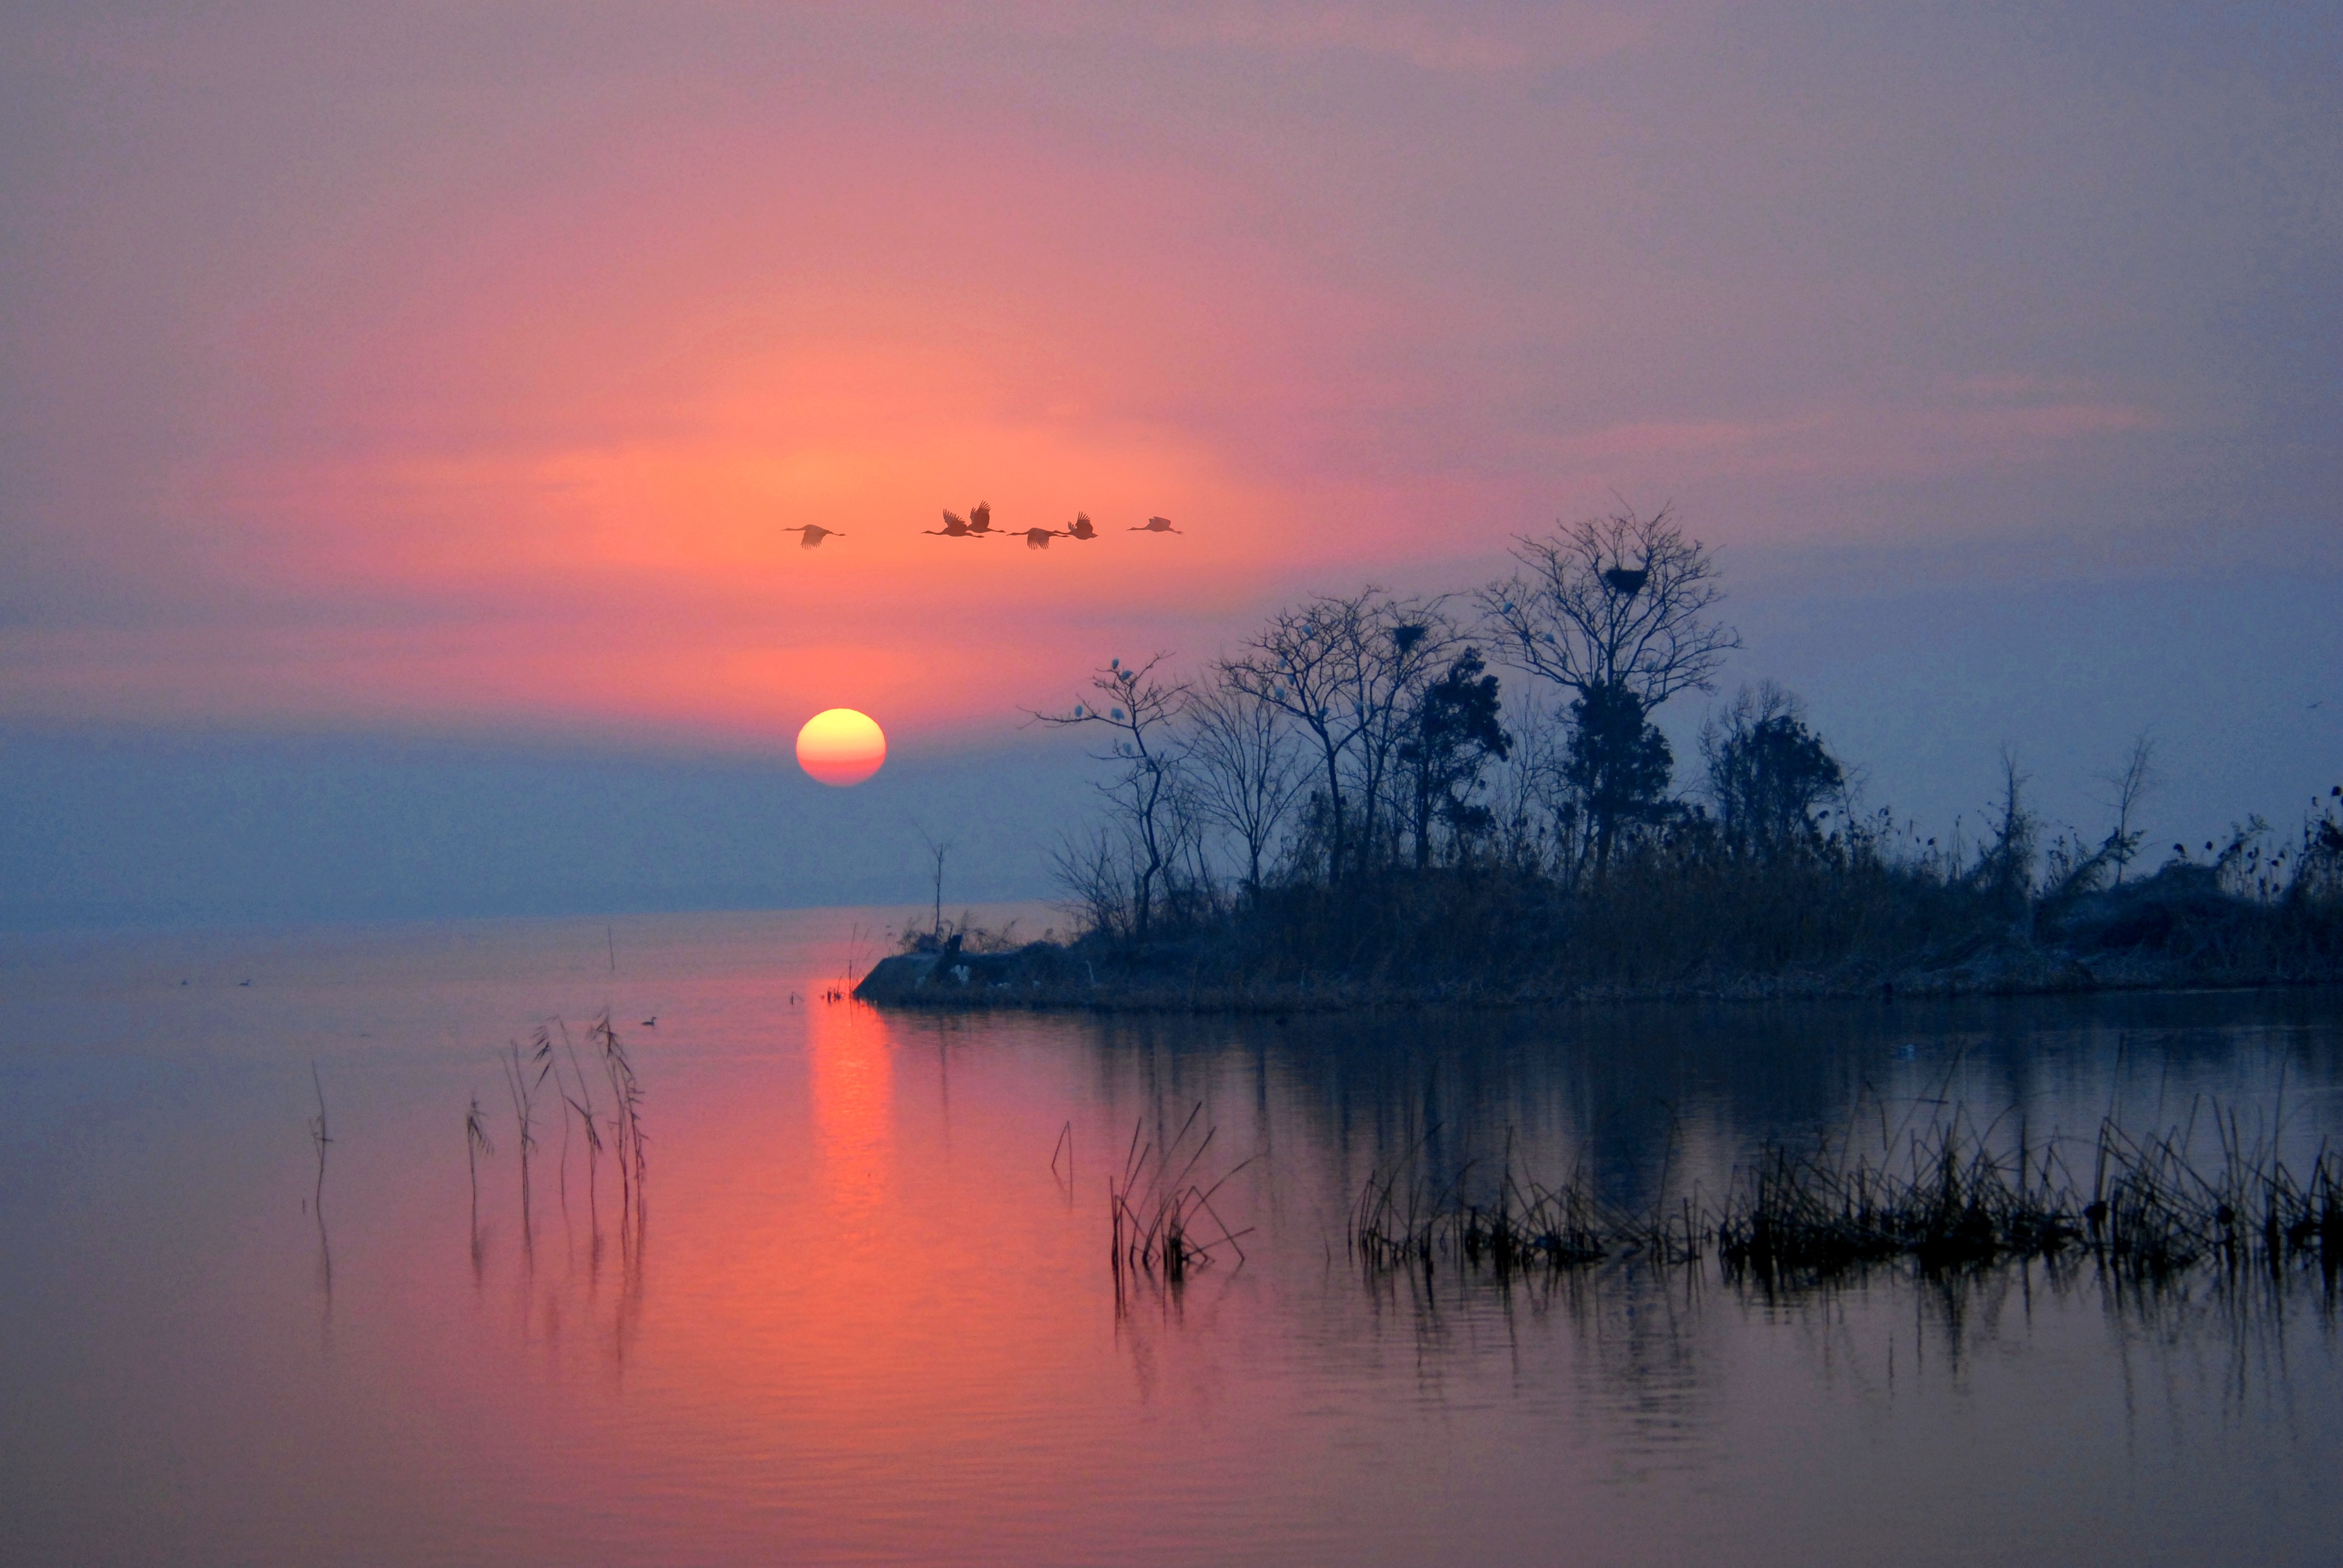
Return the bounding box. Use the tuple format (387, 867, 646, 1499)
(781, 501, 1181, 551)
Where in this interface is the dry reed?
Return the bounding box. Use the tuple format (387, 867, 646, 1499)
(1107, 1103, 1253, 1298)
(1349, 1104, 2342, 1294)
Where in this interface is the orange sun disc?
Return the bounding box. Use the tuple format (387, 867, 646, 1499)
(796, 708, 887, 787)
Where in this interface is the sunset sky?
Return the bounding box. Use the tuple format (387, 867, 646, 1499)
(4, 2, 2337, 925)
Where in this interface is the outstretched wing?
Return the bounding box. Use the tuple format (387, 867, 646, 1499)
(943, 509, 966, 528)
(971, 501, 991, 531)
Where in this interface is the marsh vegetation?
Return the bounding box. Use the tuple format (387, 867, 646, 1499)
(1348, 1098, 2343, 1294)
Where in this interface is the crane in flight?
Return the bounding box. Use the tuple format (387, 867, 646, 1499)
(925, 511, 982, 538)
(963, 501, 1001, 538)
(1064, 513, 1098, 541)
(784, 524, 842, 550)
(1020, 526, 1065, 550)
(1132, 515, 1181, 534)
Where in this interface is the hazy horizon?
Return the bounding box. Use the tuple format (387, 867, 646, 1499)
(4, 2, 2337, 928)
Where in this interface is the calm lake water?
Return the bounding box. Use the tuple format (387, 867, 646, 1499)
(4, 908, 2341, 1567)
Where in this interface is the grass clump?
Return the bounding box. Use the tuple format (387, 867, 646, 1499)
(1351, 1137, 1700, 1276)
(1715, 1117, 2079, 1281)
(1107, 1104, 1253, 1300)
(1349, 1103, 2343, 1296)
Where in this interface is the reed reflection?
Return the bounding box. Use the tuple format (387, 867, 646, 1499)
(1068, 987, 2343, 1444)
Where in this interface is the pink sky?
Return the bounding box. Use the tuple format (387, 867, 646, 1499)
(3, 2, 2336, 799)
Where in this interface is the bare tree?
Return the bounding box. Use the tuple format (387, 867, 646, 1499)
(1224, 595, 1371, 880)
(911, 821, 955, 940)
(1034, 655, 1190, 941)
(2096, 733, 2160, 886)
(1223, 589, 1459, 880)
(1161, 757, 1219, 923)
(1481, 505, 1737, 873)
(1049, 826, 1130, 938)
(1183, 675, 1305, 896)
(1480, 505, 1739, 706)
(1487, 685, 1570, 873)
(1349, 599, 1463, 869)
(1971, 750, 2039, 922)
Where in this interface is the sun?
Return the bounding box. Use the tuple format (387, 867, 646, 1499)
(796, 708, 887, 786)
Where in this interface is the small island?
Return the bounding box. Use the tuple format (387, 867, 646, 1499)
(861, 508, 2343, 1011)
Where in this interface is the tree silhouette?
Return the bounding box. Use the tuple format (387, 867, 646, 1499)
(1223, 589, 1458, 880)
(1034, 656, 1189, 940)
(1561, 682, 1674, 877)
(2095, 733, 2160, 886)
(1399, 649, 1510, 869)
(1481, 506, 1737, 872)
(1701, 683, 1844, 857)
(1184, 676, 1304, 897)
(1480, 505, 1738, 707)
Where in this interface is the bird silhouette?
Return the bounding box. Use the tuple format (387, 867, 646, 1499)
(964, 501, 999, 537)
(1021, 526, 1064, 550)
(1064, 512, 1098, 541)
(784, 524, 841, 549)
(1132, 515, 1181, 534)
(924, 510, 981, 538)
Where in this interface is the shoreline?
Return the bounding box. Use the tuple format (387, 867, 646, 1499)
(852, 943, 2342, 1015)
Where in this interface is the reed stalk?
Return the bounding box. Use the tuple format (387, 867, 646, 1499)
(1107, 1104, 1254, 1295)
(560, 1026, 605, 1238)
(500, 1042, 538, 1249)
(465, 1093, 494, 1226)
(591, 1010, 647, 1241)
(307, 1063, 334, 1296)
(307, 1062, 332, 1212)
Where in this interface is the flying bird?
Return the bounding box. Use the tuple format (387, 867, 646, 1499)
(964, 501, 1000, 537)
(784, 524, 842, 550)
(1132, 515, 1181, 534)
(925, 510, 981, 538)
(1065, 512, 1098, 541)
(1021, 526, 1064, 550)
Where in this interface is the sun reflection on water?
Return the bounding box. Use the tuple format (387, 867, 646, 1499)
(808, 996, 897, 1223)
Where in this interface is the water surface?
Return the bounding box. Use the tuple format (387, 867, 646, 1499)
(4, 910, 2340, 1566)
